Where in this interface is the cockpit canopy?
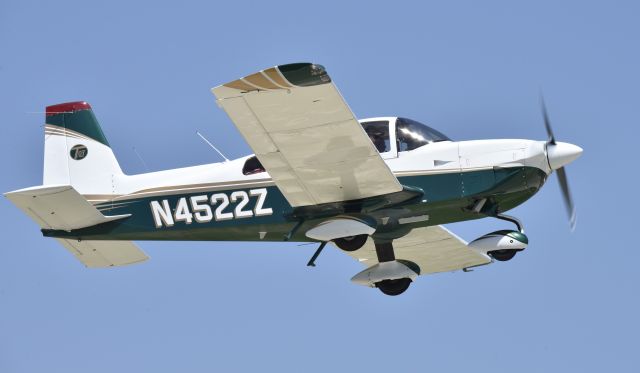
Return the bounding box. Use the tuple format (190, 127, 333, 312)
(360, 117, 450, 154)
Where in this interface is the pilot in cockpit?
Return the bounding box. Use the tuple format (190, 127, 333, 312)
(370, 132, 387, 153)
(364, 125, 390, 153)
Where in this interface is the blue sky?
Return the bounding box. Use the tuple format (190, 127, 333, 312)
(1, 0, 638, 372)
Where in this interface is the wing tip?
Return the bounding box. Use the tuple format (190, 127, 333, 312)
(276, 62, 331, 87)
(212, 62, 332, 96)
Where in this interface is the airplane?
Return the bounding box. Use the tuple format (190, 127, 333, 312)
(4, 63, 583, 296)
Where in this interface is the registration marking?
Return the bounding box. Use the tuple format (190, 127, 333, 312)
(150, 188, 272, 228)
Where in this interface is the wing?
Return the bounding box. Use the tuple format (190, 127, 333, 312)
(343, 226, 491, 274)
(211, 63, 402, 207)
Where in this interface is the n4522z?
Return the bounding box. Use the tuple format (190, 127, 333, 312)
(150, 188, 272, 228)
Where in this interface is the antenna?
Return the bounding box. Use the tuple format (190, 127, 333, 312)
(196, 130, 229, 162)
(132, 146, 149, 172)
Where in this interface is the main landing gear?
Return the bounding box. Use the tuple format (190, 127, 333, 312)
(369, 241, 415, 296)
(307, 233, 417, 296)
(346, 240, 418, 296)
(305, 235, 369, 267)
(377, 278, 412, 296)
(333, 234, 368, 251)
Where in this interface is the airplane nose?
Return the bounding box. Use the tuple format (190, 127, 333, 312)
(547, 142, 583, 170)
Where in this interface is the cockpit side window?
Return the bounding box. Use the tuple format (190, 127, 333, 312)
(242, 155, 266, 175)
(361, 121, 391, 153)
(396, 117, 451, 151)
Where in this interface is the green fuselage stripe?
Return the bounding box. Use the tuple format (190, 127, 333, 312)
(43, 166, 547, 242)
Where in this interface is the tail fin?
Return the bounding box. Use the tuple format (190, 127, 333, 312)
(44, 102, 123, 194)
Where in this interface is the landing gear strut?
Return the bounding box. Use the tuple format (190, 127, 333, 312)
(495, 213, 525, 233)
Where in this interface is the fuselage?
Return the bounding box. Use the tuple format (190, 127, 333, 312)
(46, 137, 553, 242)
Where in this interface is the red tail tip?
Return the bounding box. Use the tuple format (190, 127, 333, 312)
(46, 101, 92, 116)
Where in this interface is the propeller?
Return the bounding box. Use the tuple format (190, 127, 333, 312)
(540, 96, 581, 231)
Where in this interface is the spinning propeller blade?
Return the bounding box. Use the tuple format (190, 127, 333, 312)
(541, 96, 556, 145)
(540, 96, 581, 231)
(556, 167, 577, 231)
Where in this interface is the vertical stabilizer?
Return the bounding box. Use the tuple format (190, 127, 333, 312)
(43, 102, 122, 194)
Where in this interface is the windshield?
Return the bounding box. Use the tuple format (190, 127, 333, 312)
(396, 117, 450, 151)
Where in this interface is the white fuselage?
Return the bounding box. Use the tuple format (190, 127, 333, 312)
(82, 137, 551, 204)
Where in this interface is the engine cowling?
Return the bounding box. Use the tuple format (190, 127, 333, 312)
(468, 230, 528, 254)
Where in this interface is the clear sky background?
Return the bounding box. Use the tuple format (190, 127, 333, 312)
(1, 1, 638, 372)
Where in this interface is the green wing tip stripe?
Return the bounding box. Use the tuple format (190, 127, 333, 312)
(45, 108, 110, 147)
(492, 230, 529, 244)
(277, 62, 331, 87)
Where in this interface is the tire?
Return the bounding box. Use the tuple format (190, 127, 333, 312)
(333, 234, 368, 252)
(489, 249, 519, 262)
(376, 278, 412, 296)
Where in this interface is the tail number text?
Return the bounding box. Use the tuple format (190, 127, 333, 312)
(150, 188, 273, 228)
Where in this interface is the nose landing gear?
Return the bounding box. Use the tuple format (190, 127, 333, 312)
(487, 214, 527, 262)
(488, 249, 521, 262)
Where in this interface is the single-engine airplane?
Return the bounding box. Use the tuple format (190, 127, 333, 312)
(5, 63, 582, 295)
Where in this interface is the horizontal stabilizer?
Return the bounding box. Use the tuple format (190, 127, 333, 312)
(56, 239, 148, 268)
(4, 185, 130, 231)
